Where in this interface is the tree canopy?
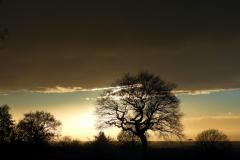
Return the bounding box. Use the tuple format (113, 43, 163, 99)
(195, 129, 231, 152)
(0, 105, 14, 143)
(16, 111, 61, 144)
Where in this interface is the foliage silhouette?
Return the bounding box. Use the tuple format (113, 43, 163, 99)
(58, 136, 81, 146)
(16, 111, 61, 144)
(195, 129, 231, 152)
(0, 105, 14, 144)
(93, 131, 112, 145)
(96, 71, 183, 150)
(117, 130, 140, 147)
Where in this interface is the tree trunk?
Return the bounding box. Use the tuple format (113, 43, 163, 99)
(139, 134, 148, 151)
(139, 133, 148, 160)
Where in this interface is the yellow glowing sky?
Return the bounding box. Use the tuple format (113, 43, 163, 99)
(1, 88, 240, 141)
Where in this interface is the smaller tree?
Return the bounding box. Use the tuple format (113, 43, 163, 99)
(195, 129, 231, 152)
(117, 130, 140, 146)
(0, 105, 14, 143)
(16, 111, 61, 144)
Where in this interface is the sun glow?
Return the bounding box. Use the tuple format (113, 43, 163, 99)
(60, 111, 97, 140)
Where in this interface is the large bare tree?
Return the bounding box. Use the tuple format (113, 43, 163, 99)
(96, 71, 183, 150)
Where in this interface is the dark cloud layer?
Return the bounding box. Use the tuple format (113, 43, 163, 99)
(0, 0, 240, 90)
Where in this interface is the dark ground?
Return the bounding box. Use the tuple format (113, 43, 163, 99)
(1, 141, 240, 160)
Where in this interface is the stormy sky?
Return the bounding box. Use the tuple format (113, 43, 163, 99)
(1, 0, 240, 91)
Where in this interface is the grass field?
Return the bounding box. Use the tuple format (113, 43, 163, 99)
(1, 141, 240, 160)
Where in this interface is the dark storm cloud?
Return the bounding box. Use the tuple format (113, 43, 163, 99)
(0, 0, 240, 90)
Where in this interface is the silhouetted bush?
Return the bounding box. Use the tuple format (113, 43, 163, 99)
(195, 129, 231, 153)
(93, 131, 113, 146)
(58, 136, 81, 147)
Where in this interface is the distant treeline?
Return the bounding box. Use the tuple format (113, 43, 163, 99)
(0, 104, 238, 160)
(0, 139, 240, 160)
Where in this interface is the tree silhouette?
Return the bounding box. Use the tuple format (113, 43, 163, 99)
(0, 105, 14, 143)
(16, 111, 61, 144)
(195, 129, 231, 152)
(93, 131, 112, 145)
(96, 71, 183, 150)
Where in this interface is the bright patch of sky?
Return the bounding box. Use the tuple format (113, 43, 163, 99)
(1, 89, 240, 140)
